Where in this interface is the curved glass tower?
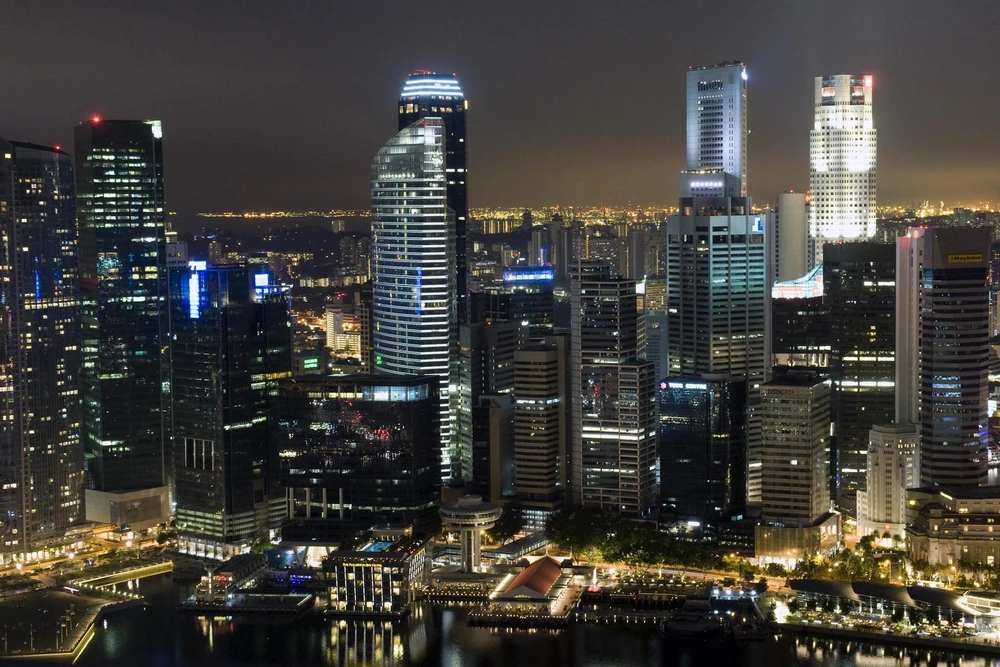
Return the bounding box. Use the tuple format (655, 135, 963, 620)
(398, 71, 468, 323)
(371, 118, 456, 480)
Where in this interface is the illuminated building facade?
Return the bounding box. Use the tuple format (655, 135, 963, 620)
(658, 376, 747, 521)
(570, 263, 657, 516)
(808, 74, 876, 266)
(485, 265, 555, 336)
(274, 376, 441, 543)
(770, 191, 808, 284)
(856, 424, 918, 540)
(371, 118, 457, 481)
(398, 71, 469, 324)
(323, 528, 429, 615)
(0, 140, 83, 559)
(760, 369, 831, 525)
(897, 227, 990, 488)
(666, 197, 768, 504)
(74, 119, 169, 525)
(513, 340, 567, 530)
(170, 264, 291, 558)
(685, 61, 747, 196)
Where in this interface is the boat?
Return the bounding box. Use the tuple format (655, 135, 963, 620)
(660, 601, 723, 639)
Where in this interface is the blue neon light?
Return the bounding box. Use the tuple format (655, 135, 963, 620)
(503, 266, 554, 284)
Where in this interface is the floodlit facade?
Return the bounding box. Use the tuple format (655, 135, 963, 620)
(371, 118, 457, 481)
(0, 140, 84, 559)
(771, 191, 808, 284)
(74, 119, 169, 525)
(857, 424, 918, 540)
(808, 74, 876, 266)
(685, 61, 747, 196)
(398, 71, 469, 324)
(897, 227, 990, 488)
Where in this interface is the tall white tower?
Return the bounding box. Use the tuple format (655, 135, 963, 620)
(371, 117, 457, 481)
(808, 74, 876, 266)
(685, 61, 748, 197)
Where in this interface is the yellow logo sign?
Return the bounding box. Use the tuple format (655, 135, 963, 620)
(947, 254, 983, 263)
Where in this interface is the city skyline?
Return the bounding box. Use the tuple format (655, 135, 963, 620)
(3, 1, 1000, 220)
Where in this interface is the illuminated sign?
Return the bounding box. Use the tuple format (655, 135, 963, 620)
(502, 266, 554, 283)
(302, 358, 320, 370)
(254, 273, 269, 287)
(947, 254, 982, 263)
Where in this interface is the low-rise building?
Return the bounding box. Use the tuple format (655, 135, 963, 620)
(907, 487, 1000, 567)
(322, 526, 429, 615)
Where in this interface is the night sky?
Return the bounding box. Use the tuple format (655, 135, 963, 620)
(4, 1, 1000, 220)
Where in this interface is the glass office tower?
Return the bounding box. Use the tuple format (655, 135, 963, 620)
(0, 140, 83, 559)
(170, 263, 291, 558)
(371, 118, 457, 481)
(275, 375, 441, 542)
(398, 71, 469, 323)
(74, 119, 169, 525)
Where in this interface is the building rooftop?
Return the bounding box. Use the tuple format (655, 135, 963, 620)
(499, 556, 564, 599)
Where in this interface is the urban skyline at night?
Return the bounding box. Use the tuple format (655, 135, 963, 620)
(4, 1, 1000, 218)
(5, 3, 1000, 665)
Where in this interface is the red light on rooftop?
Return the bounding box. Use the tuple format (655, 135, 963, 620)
(91, 115, 102, 124)
(54, 145, 61, 151)
(864, 75, 873, 87)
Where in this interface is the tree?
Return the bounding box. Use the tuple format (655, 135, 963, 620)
(487, 504, 523, 545)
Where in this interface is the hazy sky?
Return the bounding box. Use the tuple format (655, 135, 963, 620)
(3, 1, 999, 220)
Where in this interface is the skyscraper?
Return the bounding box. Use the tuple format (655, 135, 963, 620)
(0, 140, 83, 558)
(398, 71, 469, 323)
(513, 340, 567, 530)
(808, 74, 877, 266)
(684, 61, 747, 196)
(170, 264, 291, 557)
(824, 242, 896, 499)
(658, 376, 747, 521)
(769, 191, 808, 284)
(668, 60, 766, 508)
(570, 263, 657, 516)
(760, 369, 832, 524)
(371, 118, 457, 480)
(74, 119, 169, 525)
(666, 198, 768, 383)
(897, 227, 990, 488)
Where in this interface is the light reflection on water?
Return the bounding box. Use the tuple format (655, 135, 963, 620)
(71, 575, 1000, 667)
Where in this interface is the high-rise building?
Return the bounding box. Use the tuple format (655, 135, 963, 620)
(274, 375, 441, 543)
(856, 424, 918, 539)
(808, 74, 876, 266)
(457, 320, 521, 483)
(760, 369, 832, 524)
(170, 264, 291, 557)
(684, 61, 748, 196)
(658, 376, 747, 521)
(371, 118, 457, 481)
(770, 266, 830, 368)
(666, 197, 768, 503)
(570, 263, 657, 516)
(0, 140, 83, 559)
(897, 227, 990, 488)
(74, 119, 169, 525)
(513, 340, 567, 531)
(485, 266, 555, 337)
(471, 394, 514, 503)
(398, 71, 469, 324)
(825, 242, 896, 499)
(770, 192, 808, 284)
